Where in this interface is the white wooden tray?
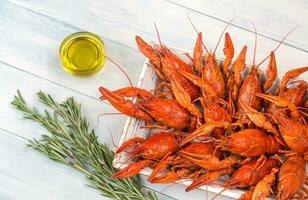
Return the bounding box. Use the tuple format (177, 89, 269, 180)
(112, 45, 308, 199)
(112, 46, 247, 199)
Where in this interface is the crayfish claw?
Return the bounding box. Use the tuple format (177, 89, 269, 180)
(179, 121, 229, 146)
(186, 168, 232, 192)
(148, 153, 175, 182)
(255, 92, 290, 108)
(116, 137, 144, 154)
(149, 170, 179, 183)
(99, 87, 153, 122)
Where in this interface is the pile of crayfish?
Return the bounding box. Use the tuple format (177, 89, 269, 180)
(99, 24, 308, 200)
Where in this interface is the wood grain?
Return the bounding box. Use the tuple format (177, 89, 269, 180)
(168, 0, 308, 52)
(0, 61, 126, 146)
(5, 0, 308, 76)
(0, 0, 307, 200)
(0, 129, 104, 200)
(0, 0, 144, 100)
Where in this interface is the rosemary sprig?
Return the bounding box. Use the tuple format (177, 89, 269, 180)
(11, 90, 157, 200)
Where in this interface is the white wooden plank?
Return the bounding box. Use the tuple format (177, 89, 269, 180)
(0, 129, 105, 200)
(0, 61, 126, 144)
(5, 0, 308, 78)
(0, 62, 176, 200)
(168, 0, 308, 52)
(0, 0, 144, 101)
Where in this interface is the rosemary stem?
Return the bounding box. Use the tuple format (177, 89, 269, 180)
(11, 90, 157, 200)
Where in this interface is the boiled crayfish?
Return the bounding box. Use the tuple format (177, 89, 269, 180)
(99, 22, 308, 199)
(113, 132, 182, 178)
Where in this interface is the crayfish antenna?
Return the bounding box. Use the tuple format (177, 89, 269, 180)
(256, 25, 300, 68)
(117, 153, 139, 169)
(105, 57, 133, 87)
(211, 187, 228, 200)
(153, 22, 165, 49)
(160, 182, 178, 193)
(248, 20, 258, 68)
(95, 112, 122, 128)
(97, 58, 134, 124)
(186, 11, 209, 54)
(107, 125, 120, 150)
(186, 11, 199, 35)
(160, 178, 193, 193)
(213, 15, 235, 55)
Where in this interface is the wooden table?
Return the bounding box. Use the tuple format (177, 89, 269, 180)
(0, 1, 307, 199)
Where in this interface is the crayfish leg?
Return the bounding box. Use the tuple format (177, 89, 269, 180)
(140, 124, 170, 130)
(254, 155, 267, 171)
(179, 150, 238, 171)
(186, 168, 232, 192)
(148, 153, 175, 182)
(147, 62, 165, 80)
(112, 160, 152, 178)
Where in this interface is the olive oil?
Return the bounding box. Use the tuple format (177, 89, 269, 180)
(59, 32, 106, 76)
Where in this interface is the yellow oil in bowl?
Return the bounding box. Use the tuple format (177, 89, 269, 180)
(59, 32, 106, 76)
